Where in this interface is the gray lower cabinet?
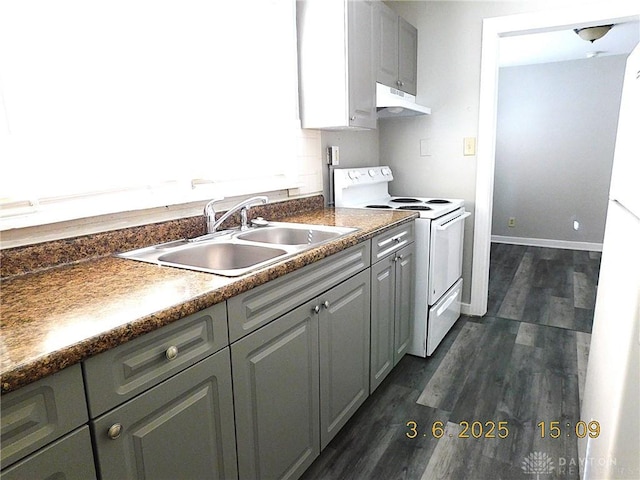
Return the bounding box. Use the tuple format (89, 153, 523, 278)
(319, 269, 371, 449)
(91, 348, 238, 480)
(370, 242, 415, 393)
(83, 302, 228, 417)
(1, 427, 97, 480)
(0, 363, 89, 471)
(232, 269, 371, 479)
(232, 298, 320, 480)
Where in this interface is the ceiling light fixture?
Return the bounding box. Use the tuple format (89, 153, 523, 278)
(574, 25, 614, 43)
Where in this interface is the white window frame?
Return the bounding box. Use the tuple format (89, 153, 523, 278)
(0, 0, 316, 234)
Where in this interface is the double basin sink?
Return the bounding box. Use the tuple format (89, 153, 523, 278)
(118, 222, 358, 277)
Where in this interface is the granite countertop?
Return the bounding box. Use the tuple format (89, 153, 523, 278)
(1, 207, 417, 394)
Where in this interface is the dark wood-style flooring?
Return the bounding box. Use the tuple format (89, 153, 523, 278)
(301, 244, 601, 480)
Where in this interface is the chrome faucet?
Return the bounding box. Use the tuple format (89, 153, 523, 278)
(204, 196, 268, 233)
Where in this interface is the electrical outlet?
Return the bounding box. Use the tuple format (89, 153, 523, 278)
(508, 217, 516, 228)
(327, 146, 339, 165)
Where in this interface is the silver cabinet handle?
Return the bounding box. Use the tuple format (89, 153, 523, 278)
(165, 345, 179, 361)
(313, 305, 320, 314)
(350, 115, 356, 121)
(393, 237, 401, 243)
(323, 300, 330, 309)
(108, 423, 122, 440)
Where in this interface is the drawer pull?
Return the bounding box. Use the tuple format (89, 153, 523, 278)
(313, 305, 320, 314)
(393, 237, 401, 243)
(108, 423, 123, 440)
(165, 345, 179, 361)
(323, 300, 330, 309)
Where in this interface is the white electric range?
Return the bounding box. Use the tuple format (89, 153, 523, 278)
(334, 166, 470, 357)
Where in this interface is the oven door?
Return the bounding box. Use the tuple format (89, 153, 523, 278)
(428, 208, 470, 305)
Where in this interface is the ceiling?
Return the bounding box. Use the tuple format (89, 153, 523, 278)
(499, 20, 640, 66)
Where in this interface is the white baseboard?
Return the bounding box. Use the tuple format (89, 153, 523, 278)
(461, 302, 474, 316)
(491, 235, 603, 252)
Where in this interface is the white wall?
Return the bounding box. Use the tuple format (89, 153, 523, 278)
(380, 0, 616, 304)
(492, 56, 626, 247)
(320, 129, 380, 203)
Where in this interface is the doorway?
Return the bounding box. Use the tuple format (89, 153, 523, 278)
(469, 4, 640, 316)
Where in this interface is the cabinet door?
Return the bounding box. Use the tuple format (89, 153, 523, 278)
(394, 243, 415, 365)
(347, 0, 376, 129)
(1, 427, 96, 480)
(397, 16, 417, 96)
(0, 364, 87, 469)
(232, 300, 320, 480)
(319, 270, 371, 449)
(373, 2, 398, 89)
(84, 302, 228, 417)
(370, 255, 395, 393)
(92, 349, 238, 480)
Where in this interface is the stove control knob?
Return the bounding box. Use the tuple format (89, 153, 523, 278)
(348, 170, 359, 180)
(368, 169, 376, 177)
(381, 167, 391, 176)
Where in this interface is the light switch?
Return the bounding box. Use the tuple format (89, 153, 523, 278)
(420, 139, 430, 157)
(463, 137, 476, 156)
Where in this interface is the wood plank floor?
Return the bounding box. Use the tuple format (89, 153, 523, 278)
(301, 244, 601, 480)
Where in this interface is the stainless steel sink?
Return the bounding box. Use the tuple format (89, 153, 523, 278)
(158, 243, 288, 276)
(117, 222, 358, 277)
(236, 225, 352, 246)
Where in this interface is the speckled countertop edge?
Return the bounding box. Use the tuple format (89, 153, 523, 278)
(1, 207, 417, 394)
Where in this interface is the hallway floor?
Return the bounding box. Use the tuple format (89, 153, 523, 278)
(301, 244, 601, 480)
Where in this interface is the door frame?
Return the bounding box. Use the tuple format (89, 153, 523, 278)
(470, 3, 640, 316)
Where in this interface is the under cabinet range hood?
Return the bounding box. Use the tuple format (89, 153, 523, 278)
(376, 83, 431, 118)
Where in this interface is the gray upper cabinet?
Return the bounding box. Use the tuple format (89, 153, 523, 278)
(373, 2, 418, 96)
(373, 1, 398, 90)
(370, 231, 415, 393)
(91, 348, 238, 480)
(297, 0, 376, 129)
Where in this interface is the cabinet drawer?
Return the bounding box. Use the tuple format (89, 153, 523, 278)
(0, 364, 87, 468)
(83, 302, 227, 417)
(91, 348, 237, 480)
(371, 221, 415, 264)
(1, 426, 97, 480)
(228, 241, 371, 342)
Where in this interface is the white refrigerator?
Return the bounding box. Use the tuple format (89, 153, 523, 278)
(580, 43, 640, 479)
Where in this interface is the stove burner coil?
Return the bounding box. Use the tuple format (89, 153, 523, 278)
(366, 205, 393, 209)
(426, 199, 451, 204)
(390, 198, 422, 203)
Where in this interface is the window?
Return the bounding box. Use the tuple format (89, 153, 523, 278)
(0, 0, 313, 231)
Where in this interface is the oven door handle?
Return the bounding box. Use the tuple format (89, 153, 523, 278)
(436, 211, 471, 230)
(437, 289, 460, 316)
